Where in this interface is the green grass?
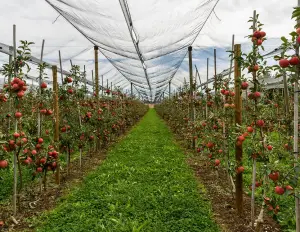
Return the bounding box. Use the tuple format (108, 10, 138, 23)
(33, 109, 219, 232)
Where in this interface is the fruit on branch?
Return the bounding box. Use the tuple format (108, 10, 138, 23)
(13, 132, 20, 138)
(37, 138, 44, 144)
(41, 82, 47, 89)
(0, 160, 8, 169)
(241, 82, 249, 90)
(256, 39, 263, 46)
(269, 171, 279, 181)
(266, 145, 273, 151)
(286, 185, 293, 190)
(279, 59, 290, 68)
(67, 88, 74, 94)
(247, 126, 254, 133)
(253, 31, 262, 38)
(207, 142, 214, 149)
(253, 91, 261, 99)
(215, 159, 220, 166)
(256, 119, 265, 127)
(67, 77, 73, 83)
(236, 166, 245, 174)
(31, 150, 37, 156)
(260, 31, 266, 37)
(17, 90, 24, 98)
(289, 56, 299, 65)
(15, 112, 22, 118)
(36, 167, 43, 173)
(274, 186, 285, 195)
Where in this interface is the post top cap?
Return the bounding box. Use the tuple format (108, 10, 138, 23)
(188, 46, 192, 51)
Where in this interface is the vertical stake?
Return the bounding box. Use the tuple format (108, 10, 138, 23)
(234, 44, 243, 215)
(94, 46, 99, 98)
(53, 66, 60, 185)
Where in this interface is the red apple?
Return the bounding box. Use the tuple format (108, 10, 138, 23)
(15, 112, 22, 118)
(236, 166, 245, 174)
(274, 186, 285, 195)
(0, 160, 8, 169)
(256, 119, 265, 127)
(215, 159, 220, 166)
(279, 59, 290, 68)
(41, 82, 47, 89)
(289, 56, 299, 65)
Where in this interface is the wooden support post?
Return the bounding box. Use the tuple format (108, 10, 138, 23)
(102, 75, 104, 96)
(59, 50, 63, 84)
(92, 70, 94, 94)
(12, 24, 17, 216)
(84, 65, 87, 95)
(295, 1, 300, 231)
(38, 39, 45, 138)
(206, 58, 209, 119)
(188, 46, 195, 149)
(234, 44, 243, 215)
(131, 82, 133, 97)
(214, 48, 217, 101)
(53, 66, 60, 185)
(94, 46, 99, 98)
(169, 81, 171, 98)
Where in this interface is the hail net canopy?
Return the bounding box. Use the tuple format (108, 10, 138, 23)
(45, 0, 219, 101)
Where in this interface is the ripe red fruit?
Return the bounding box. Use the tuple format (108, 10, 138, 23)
(241, 82, 249, 90)
(17, 90, 24, 98)
(269, 171, 279, 181)
(238, 135, 245, 142)
(15, 112, 22, 118)
(38, 138, 44, 144)
(260, 31, 266, 37)
(61, 127, 67, 132)
(279, 59, 290, 68)
(36, 167, 43, 173)
(215, 159, 220, 166)
(274, 186, 285, 195)
(286, 185, 293, 190)
(207, 142, 214, 149)
(67, 77, 73, 83)
(253, 31, 262, 39)
(297, 36, 300, 44)
(218, 149, 223, 154)
(40, 158, 46, 164)
(46, 109, 53, 116)
(220, 89, 225, 95)
(247, 126, 254, 133)
(267, 145, 273, 151)
(67, 88, 74, 94)
(253, 91, 261, 98)
(41, 82, 47, 89)
(197, 148, 201, 153)
(0, 160, 8, 169)
(289, 56, 299, 65)
(256, 119, 265, 127)
(255, 181, 262, 187)
(12, 83, 19, 91)
(13, 132, 20, 138)
(52, 162, 57, 168)
(256, 39, 262, 46)
(296, 28, 300, 35)
(31, 150, 37, 155)
(40, 109, 47, 115)
(236, 166, 245, 174)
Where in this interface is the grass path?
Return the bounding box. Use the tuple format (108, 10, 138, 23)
(34, 109, 219, 232)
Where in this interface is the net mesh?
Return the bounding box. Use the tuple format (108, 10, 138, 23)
(45, 0, 220, 100)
